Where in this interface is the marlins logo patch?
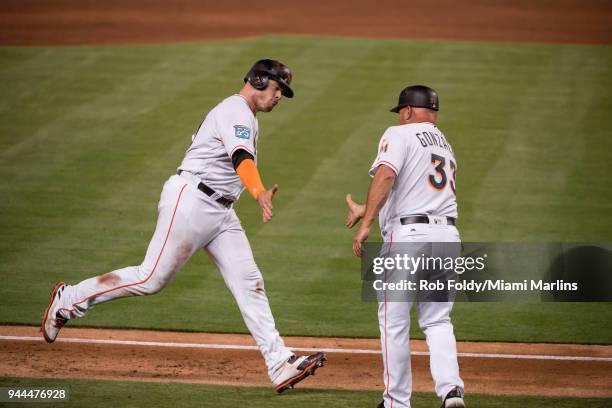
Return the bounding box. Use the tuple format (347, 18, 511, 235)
(234, 125, 251, 139)
(380, 139, 389, 153)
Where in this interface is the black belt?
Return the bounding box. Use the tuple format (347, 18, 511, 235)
(177, 170, 233, 208)
(197, 183, 233, 208)
(400, 215, 456, 226)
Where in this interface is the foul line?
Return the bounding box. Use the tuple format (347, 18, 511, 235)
(1, 335, 611, 362)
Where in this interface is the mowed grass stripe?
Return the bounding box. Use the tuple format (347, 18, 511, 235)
(0, 43, 256, 229)
(463, 46, 575, 241)
(0, 47, 183, 280)
(559, 48, 612, 239)
(442, 44, 551, 233)
(0, 48, 102, 122)
(0, 48, 167, 160)
(465, 46, 611, 241)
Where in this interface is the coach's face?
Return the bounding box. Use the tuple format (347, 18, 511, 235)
(255, 79, 282, 112)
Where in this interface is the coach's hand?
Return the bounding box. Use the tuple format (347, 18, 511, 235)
(258, 184, 278, 223)
(353, 224, 370, 257)
(345, 194, 366, 228)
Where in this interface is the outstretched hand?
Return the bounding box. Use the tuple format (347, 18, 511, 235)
(345, 193, 365, 228)
(257, 184, 278, 223)
(352, 224, 371, 257)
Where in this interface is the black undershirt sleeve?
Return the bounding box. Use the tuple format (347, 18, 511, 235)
(231, 149, 255, 170)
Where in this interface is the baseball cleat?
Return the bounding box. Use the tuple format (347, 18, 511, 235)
(441, 386, 465, 408)
(272, 352, 327, 393)
(376, 401, 385, 408)
(41, 281, 68, 343)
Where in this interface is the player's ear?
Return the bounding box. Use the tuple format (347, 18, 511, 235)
(399, 106, 411, 123)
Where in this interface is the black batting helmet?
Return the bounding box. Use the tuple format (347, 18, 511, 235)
(390, 85, 439, 113)
(244, 59, 294, 98)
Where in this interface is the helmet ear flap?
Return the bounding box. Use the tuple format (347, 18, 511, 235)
(244, 59, 293, 97)
(248, 72, 269, 90)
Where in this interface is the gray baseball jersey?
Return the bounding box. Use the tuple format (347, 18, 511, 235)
(369, 122, 457, 233)
(178, 94, 259, 200)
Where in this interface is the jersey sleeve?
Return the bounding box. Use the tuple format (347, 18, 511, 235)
(217, 103, 256, 159)
(369, 127, 407, 177)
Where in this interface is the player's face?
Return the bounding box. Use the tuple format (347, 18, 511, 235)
(255, 80, 283, 112)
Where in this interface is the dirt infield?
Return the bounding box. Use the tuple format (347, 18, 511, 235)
(0, 0, 610, 46)
(1, 326, 611, 398)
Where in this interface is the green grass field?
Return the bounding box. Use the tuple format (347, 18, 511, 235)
(1, 36, 611, 343)
(2, 377, 610, 408)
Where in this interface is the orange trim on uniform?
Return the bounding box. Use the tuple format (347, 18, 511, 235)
(59, 183, 189, 315)
(375, 161, 399, 175)
(236, 159, 266, 200)
(384, 232, 394, 408)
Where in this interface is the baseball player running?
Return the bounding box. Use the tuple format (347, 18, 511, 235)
(42, 59, 325, 393)
(346, 85, 465, 408)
